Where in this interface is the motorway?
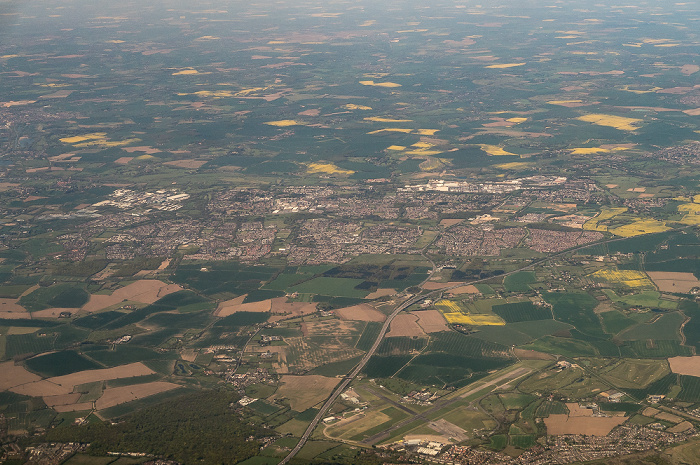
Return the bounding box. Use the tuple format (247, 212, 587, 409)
(277, 227, 690, 464)
(278, 291, 428, 464)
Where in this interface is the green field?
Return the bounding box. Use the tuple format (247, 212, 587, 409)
(677, 375, 700, 402)
(599, 310, 637, 335)
(499, 393, 536, 410)
(487, 434, 508, 451)
(25, 350, 102, 377)
(86, 346, 176, 367)
(19, 284, 89, 312)
(544, 292, 605, 338)
(520, 366, 607, 400)
(510, 434, 536, 449)
(355, 322, 382, 351)
(626, 373, 679, 400)
(618, 312, 685, 341)
(308, 356, 362, 377)
(263, 271, 315, 291)
(603, 290, 679, 310)
(74, 311, 127, 330)
(598, 359, 670, 390)
(290, 277, 369, 298)
(508, 320, 573, 339)
(5, 332, 56, 358)
(215, 312, 270, 328)
(470, 325, 534, 346)
(628, 340, 693, 358)
(492, 301, 552, 323)
(375, 336, 427, 356)
(536, 400, 568, 417)
(363, 355, 412, 378)
(521, 336, 597, 358)
(503, 272, 536, 292)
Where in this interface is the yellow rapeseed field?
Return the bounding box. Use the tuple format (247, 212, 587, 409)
(591, 269, 653, 288)
(576, 113, 642, 131)
(367, 128, 413, 134)
(442, 312, 505, 326)
(190, 90, 235, 97)
(60, 133, 107, 144)
(364, 117, 412, 122)
(307, 162, 354, 175)
(235, 87, 267, 96)
(495, 162, 534, 170)
(570, 146, 629, 155)
(583, 207, 628, 231)
(479, 144, 516, 156)
(405, 149, 444, 156)
(344, 104, 372, 110)
(359, 80, 402, 88)
(548, 100, 582, 105)
(386, 145, 406, 151)
(435, 299, 461, 312)
(74, 138, 141, 148)
(678, 203, 700, 214)
(60, 133, 141, 148)
(368, 128, 439, 136)
(172, 68, 199, 75)
(265, 120, 302, 127)
(609, 219, 670, 237)
(486, 63, 526, 68)
(620, 85, 661, 94)
(677, 202, 700, 225)
(419, 157, 444, 171)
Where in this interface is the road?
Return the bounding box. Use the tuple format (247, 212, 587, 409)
(277, 227, 690, 464)
(278, 291, 428, 464)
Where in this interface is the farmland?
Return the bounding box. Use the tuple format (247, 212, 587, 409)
(1, 0, 700, 463)
(492, 302, 552, 323)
